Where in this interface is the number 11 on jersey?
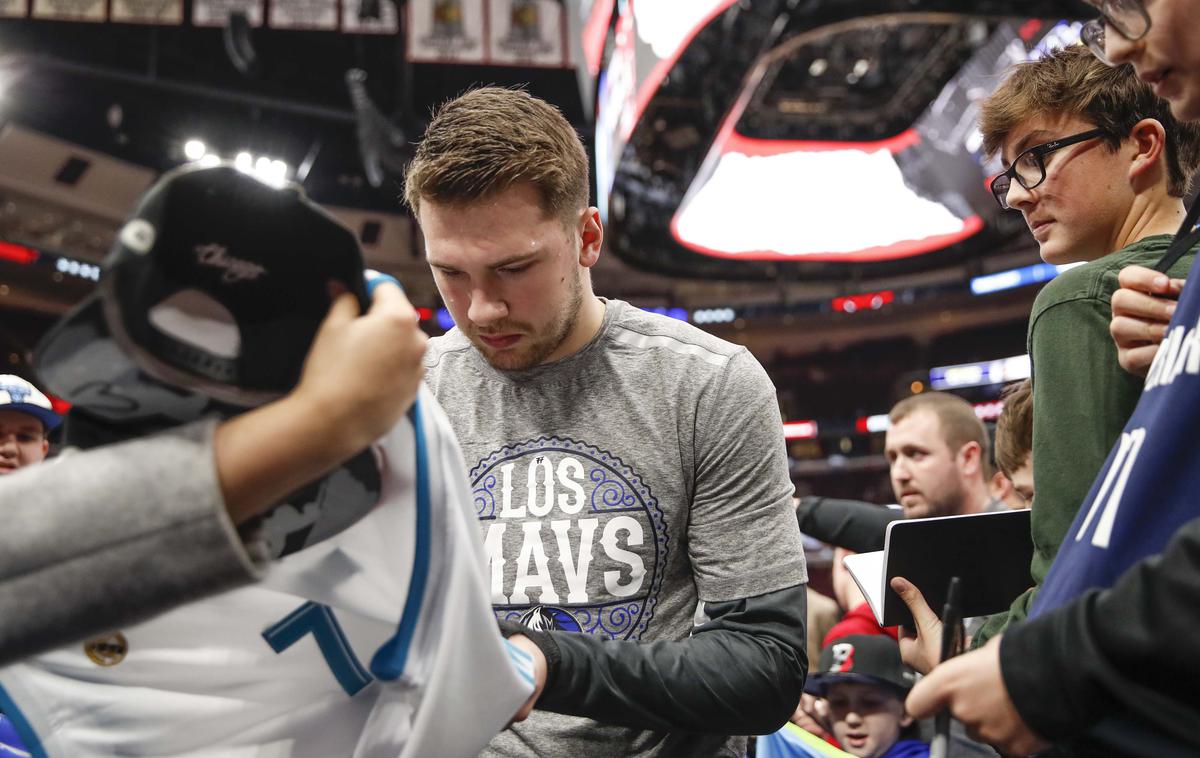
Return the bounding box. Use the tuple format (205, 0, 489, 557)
(1075, 427, 1147, 549)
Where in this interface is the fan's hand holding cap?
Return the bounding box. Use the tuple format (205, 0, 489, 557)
(33, 165, 387, 559)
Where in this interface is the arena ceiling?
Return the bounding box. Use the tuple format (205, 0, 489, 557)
(597, 0, 1097, 281)
(0, 0, 1097, 359)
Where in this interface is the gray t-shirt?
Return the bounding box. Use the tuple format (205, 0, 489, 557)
(425, 299, 807, 757)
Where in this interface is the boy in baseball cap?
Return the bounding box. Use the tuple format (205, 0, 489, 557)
(0, 375, 62, 475)
(804, 635, 926, 758)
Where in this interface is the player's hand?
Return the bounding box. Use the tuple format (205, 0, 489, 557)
(1110, 265, 1184, 377)
(506, 634, 548, 724)
(296, 280, 427, 450)
(891, 576, 942, 675)
(906, 635, 1050, 756)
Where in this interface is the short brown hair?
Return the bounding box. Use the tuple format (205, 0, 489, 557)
(980, 44, 1200, 197)
(995, 380, 1033, 477)
(889, 392, 989, 458)
(404, 87, 589, 221)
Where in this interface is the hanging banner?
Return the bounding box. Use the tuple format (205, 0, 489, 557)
(111, 0, 185, 24)
(488, 0, 567, 68)
(268, 0, 336, 30)
(0, 0, 28, 18)
(407, 0, 486, 64)
(340, 0, 398, 34)
(31, 0, 105, 21)
(193, 0, 263, 27)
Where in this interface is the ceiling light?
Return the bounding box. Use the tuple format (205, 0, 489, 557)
(783, 421, 819, 440)
(633, 0, 735, 59)
(183, 139, 207, 161)
(929, 355, 1030, 390)
(674, 143, 976, 259)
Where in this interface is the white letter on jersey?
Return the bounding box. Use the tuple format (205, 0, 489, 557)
(601, 516, 646, 598)
(511, 521, 560, 605)
(552, 518, 597, 604)
(1175, 324, 1200, 382)
(527, 457, 555, 518)
(498, 462, 525, 518)
(556, 457, 586, 515)
(482, 523, 509, 604)
(1146, 326, 1181, 388)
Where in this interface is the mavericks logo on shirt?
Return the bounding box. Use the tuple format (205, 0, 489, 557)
(471, 436, 668, 640)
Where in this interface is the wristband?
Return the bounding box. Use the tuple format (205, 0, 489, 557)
(497, 619, 562, 691)
(364, 269, 403, 297)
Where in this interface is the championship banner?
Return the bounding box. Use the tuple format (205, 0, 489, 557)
(31, 0, 105, 21)
(341, 0, 398, 34)
(192, 0, 263, 27)
(111, 0, 185, 24)
(488, 0, 567, 68)
(407, 0, 486, 64)
(0, 0, 28, 18)
(267, 0, 336, 30)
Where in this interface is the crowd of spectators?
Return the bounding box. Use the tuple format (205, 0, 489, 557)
(775, 19, 1200, 756)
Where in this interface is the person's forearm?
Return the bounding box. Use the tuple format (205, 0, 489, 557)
(795, 496, 900, 553)
(0, 421, 259, 664)
(536, 583, 808, 734)
(215, 392, 378, 525)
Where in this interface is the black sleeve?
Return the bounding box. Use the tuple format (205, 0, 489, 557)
(794, 496, 901, 553)
(999, 516, 1200, 749)
(524, 582, 808, 735)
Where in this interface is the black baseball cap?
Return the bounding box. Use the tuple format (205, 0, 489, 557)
(36, 163, 369, 420)
(804, 634, 920, 697)
(32, 165, 383, 557)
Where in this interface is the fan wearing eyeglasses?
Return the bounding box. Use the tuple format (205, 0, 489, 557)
(965, 44, 1200, 657)
(1083, 0, 1200, 122)
(903, 5, 1200, 756)
(1084, 0, 1200, 378)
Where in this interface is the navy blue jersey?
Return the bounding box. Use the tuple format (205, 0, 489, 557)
(1032, 250, 1200, 617)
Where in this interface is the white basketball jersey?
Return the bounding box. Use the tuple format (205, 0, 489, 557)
(0, 387, 533, 757)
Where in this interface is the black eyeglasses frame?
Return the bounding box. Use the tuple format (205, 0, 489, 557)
(990, 128, 1110, 210)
